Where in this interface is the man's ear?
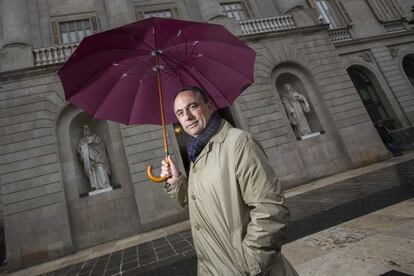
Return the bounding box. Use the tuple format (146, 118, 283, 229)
(207, 100, 215, 112)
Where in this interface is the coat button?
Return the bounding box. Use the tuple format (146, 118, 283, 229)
(194, 224, 200, 230)
(198, 254, 204, 262)
(252, 264, 261, 273)
(191, 194, 196, 200)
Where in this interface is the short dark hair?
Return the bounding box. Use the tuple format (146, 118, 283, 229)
(176, 86, 210, 103)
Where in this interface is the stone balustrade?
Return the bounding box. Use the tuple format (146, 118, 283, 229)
(33, 43, 79, 66)
(328, 27, 352, 43)
(383, 20, 406, 33)
(239, 15, 295, 35)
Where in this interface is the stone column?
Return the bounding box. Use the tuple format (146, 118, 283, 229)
(196, 0, 223, 21)
(196, 0, 241, 35)
(274, 0, 317, 27)
(2, 0, 31, 46)
(104, 0, 136, 28)
(0, 0, 34, 71)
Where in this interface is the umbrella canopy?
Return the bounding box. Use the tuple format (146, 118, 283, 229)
(58, 17, 256, 125)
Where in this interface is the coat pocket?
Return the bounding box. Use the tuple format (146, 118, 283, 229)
(232, 229, 250, 274)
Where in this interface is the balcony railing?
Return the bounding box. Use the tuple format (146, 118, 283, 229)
(33, 43, 78, 67)
(239, 15, 296, 35)
(328, 27, 352, 43)
(383, 20, 406, 33)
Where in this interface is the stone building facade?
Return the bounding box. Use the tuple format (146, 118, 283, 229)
(0, 0, 413, 271)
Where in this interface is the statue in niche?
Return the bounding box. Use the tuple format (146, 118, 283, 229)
(281, 83, 312, 138)
(77, 125, 112, 192)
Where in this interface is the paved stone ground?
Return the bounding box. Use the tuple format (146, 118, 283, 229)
(32, 159, 414, 275)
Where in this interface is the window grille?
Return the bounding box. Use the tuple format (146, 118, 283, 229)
(50, 17, 99, 45)
(137, 7, 180, 20)
(221, 2, 250, 20)
(143, 9, 173, 19)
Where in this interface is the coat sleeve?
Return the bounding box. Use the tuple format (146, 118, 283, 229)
(235, 132, 290, 275)
(163, 174, 189, 208)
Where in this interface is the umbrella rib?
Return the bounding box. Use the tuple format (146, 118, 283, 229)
(63, 48, 150, 75)
(161, 39, 251, 55)
(92, 62, 155, 122)
(109, 29, 154, 51)
(157, 54, 219, 107)
(125, 63, 162, 125)
(161, 50, 254, 81)
(161, 54, 233, 106)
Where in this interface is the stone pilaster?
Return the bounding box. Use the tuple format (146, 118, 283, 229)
(104, 0, 136, 28)
(2, 0, 31, 46)
(274, 0, 317, 27)
(196, 0, 241, 35)
(0, 0, 34, 71)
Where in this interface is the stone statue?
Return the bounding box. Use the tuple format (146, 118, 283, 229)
(77, 125, 112, 192)
(282, 83, 312, 138)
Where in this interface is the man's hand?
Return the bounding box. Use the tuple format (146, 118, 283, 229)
(161, 155, 181, 186)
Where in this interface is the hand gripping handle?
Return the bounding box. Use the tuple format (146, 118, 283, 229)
(147, 165, 168, 183)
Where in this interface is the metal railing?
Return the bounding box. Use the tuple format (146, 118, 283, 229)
(239, 15, 296, 35)
(33, 43, 78, 67)
(328, 27, 352, 43)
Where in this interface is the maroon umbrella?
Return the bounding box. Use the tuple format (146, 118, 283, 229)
(58, 17, 256, 182)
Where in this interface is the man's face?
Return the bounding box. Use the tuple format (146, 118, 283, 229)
(174, 90, 214, 137)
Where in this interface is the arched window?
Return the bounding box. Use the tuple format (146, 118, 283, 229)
(348, 67, 396, 128)
(403, 55, 414, 88)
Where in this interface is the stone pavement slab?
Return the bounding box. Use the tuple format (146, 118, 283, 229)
(284, 198, 414, 276)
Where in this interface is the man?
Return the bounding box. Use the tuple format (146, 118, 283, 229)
(161, 86, 298, 276)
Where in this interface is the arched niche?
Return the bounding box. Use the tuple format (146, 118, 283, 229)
(275, 72, 324, 140)
(347, 65, 401, 129)
(55, 104, 141, 249)
(403, 54, 414, 89)
(55, 104, 135, 202)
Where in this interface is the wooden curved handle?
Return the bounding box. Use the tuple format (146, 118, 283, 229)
(147, 165, 168, 183)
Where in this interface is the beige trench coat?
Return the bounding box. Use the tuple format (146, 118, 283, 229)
(166, 121, 298, 276)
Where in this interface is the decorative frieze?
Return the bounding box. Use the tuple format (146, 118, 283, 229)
(358, 52, 373, 63)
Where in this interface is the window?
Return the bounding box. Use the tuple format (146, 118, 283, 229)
(137, 7, 180, 20)
(403, 55, 414, 89)
(50, 16, 99, 45)
(366, 0, 403, 22)
(221, 2, 251, 20)
(309, 0, 352, 28)
(348, 67, 394, 127)
(144, 9, 173, 19)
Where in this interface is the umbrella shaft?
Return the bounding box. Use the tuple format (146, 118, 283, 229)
(155, 54, 169, 157)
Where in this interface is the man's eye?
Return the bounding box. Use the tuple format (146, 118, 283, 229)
(189, 104, 198, 110)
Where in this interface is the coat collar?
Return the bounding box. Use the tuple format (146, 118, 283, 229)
(209, 119, 231, 143)
(191, 119, 231, 166)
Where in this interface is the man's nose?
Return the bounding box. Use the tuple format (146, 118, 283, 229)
(183, 109, 194, 120)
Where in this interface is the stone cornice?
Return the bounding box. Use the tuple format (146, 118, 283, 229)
(332, 29, 414, 48)
(0, 64, 60, 82)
